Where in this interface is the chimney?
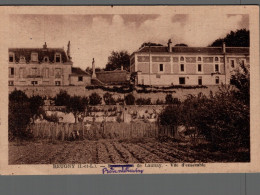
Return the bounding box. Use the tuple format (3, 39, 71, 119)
(222, 42, 226, 53)
(167, 39, 172, 52)
(67, 41, 71, 60)
(43, 42, 47, 49)
(121, 65, 123, 71)
(92, 58, 96, 78)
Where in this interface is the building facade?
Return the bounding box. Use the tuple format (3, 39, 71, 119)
(130, 40, 249, 86)
(8, 42, 91, 87)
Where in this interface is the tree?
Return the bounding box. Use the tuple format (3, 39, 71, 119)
(9, 90, 31, 140)
(175, 43, 188, 46)
(124, 93, 135, 105)
(105, 51, 130, 71)
(230, 62, 250, 105)
(29, 95, 44, 123)
(103, 92, 116, 105)
(66, 96, 87, 123)
(139, 42, 163, 49)
(89, 92, 102, 105)
(55, 90, 70, 106)
(209, 29, 249, 47)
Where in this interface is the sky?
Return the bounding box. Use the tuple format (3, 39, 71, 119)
(9, 14, 249, 70)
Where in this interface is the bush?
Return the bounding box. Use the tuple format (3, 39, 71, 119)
(9, 90, 31, 140)
(89, 92, 102, 105)
(135, 97, 152, 105)
(165, 94, 180, 104)
(124, 93, 135, 105)
(155, 98, 164, 105)
(103, 92, 116, 105)
(55, 90, 70, 106)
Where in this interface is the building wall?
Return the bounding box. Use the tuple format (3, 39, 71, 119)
(70, 75, 91, 86)
(8, 62, 72, 86)
(132, 53, 248, 86)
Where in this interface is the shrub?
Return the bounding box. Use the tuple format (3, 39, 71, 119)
(103, 92, 116, 105)
(55, 90, 70, 106)
(89, 92, 102, 105)
(155, 98, 164, 105)
(124, 93, 135, 105)
(135, 97, 152, 105)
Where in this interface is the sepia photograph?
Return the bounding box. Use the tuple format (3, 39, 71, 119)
(0, 6, 259, 175)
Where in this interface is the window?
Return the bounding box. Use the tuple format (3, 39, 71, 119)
(55, 53, 61, 63)
(198, 76, 202, 85)
(43, 68, 49, 78)
(180, 56, 184, 61)
(215, 64, 219, 72)
(55, 68, 62, 78)
(43, 56, 49, 63)
(19, 68, 26, 78)
(8, 81, 14, 86)
(78, 76, 83, 81)
(215, 57, 219, 62)
(159, 64, 164, 72)
(198, 64, 202, 72)
(19, 56, 26, 63)
(31, 68, 38, 76)
(9, 67, 14, 76)
(179, 77, 185, 85)
(55, 81, 61, 86)
(31, 53, 38, 62)
(9, 53, 14, 62)
(180, 64, 185, 72)
(197, 57, 201, 61)
(230, 60, 235, 68)
(215, 76, 220, 84)
(241, 59, 245, 66)
(31, 81, 38, 85)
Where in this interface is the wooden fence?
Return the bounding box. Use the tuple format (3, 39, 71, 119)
(28, 122, 178, 141)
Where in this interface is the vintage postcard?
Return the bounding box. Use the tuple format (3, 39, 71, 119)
(0, 6, 259, 175)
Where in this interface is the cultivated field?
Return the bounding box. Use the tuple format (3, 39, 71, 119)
(9, 138, 249, 164)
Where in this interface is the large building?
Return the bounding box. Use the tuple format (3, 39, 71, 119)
(130, 40, 249, 86)
(8, 42, 91, 87)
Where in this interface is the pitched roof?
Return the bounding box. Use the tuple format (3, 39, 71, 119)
(137, 46, 249, 55)
(9, 48, 69, 63)
(71, 67, 90, 76)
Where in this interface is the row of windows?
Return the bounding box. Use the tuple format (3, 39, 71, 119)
(8, 81, 62, 86)
(179, 56, 221, 62)
(178, 76, 220, 85)
(158, 64, 220, 73)
(9, 53, 62, 63)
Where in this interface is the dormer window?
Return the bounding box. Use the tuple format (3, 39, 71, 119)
(215, 57, 219, 62)
(9, 52, 15, 63)
(43, 56, 49, 63)
(31, 52, 38, 62)
(180, 56, 184, 61)
(19, 56, 26, 63)
(197, 57, 202, 61)
(55, 53, 61, 63)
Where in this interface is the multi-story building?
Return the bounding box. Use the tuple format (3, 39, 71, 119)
(130, 40, 249, 86)
(8, 42, 91, 87)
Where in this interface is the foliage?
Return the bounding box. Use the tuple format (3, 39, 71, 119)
(155, 98, 164, 105)
(29, 95, 44, 123)
(105, 50, 130, 71)
(175, 43, 188, 46)
(55, 90, 70, 106)
(89, 92, 102, 105)
(135, 97, 152, 105)
(103, 92, 116, 105)
(139, 42, 163, 49)
(124, 93, 135, 105)
(66, 96, 87, 123)
(9, 90, 31, 140)
(230, 62, 250, 105)
(210, 29, 249, 47)
(43, 113, 59, 123)
(9, 89, 28, 102)
(159, 104, 181, 126)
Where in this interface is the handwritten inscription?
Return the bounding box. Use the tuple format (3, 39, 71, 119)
(102, 165, 143, 174)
